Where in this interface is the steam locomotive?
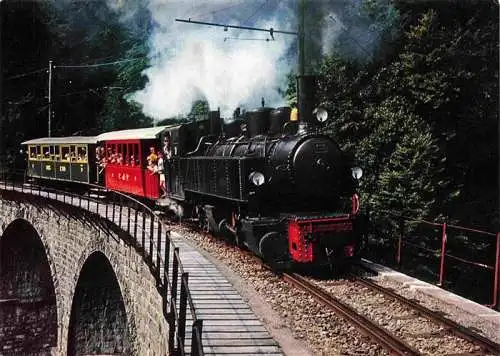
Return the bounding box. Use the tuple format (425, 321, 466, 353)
(22, 76, 365, 268)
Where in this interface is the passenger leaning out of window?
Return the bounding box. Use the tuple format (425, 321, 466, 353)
(163, 136, 172, 161)
(157, 152, 167, 198)
(147, 146, 158, 164)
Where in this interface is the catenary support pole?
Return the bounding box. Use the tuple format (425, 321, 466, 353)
(48, 60, 53, 137)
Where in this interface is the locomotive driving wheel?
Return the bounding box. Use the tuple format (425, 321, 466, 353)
(259, 231, 289, 265)
(195, 205, 210, 233)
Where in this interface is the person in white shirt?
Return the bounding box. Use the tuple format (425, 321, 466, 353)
(163, 135, 172, 161)
(157, 152, 167, 198)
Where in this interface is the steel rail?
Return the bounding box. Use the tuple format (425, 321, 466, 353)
(353, 276, 500, 355)
(282, 272, 420, 356)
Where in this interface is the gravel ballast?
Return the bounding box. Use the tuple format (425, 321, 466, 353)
(168, 222, 499, 355)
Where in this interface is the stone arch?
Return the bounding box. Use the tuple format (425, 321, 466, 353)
(0, 218, 58, 354)
(67, 251, 131, 355)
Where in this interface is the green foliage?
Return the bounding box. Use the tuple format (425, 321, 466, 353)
(98, 44, 152, 131)
(317, 0, 498, 231)
(0, 0, 153, 143)
(284, 72, 297, 105)
(189, 100, 210, 120)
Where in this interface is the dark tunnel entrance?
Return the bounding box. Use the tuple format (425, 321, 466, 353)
(67, 251, 130, 355)
(0, 219, 58, 354)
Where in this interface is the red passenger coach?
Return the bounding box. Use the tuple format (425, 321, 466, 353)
(97, 126, 169, 199)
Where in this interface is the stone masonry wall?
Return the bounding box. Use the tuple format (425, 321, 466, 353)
(0, 219, 58, 354)
(0, 196, 168, 355)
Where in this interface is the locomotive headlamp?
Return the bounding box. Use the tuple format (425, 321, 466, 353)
(313, 107, 329, 123)
(249, 171, 265, 186)
(351, 167, 363, 180)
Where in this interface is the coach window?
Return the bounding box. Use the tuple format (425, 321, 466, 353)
(35, 145, 42, 159)
(130, 143, 139, 166)
(69, 145, 77, 162)
(29, 146, 37, 160)
(116, 143, 122, 165)
(105, 144, 111, 160)
(122, 144, 127, 165)
(49, 145, 55, 160)
(61, 146, 70, 162)
(123, 144, 127, 165)
(127, 143, 134, 166)
(82, 146, 88, 161)
(108, 144, 117, 165)
(122, 143, 127, 165)
(127, 143, 137, 167)
(77, 146, 87, 163)
(54, 145, 61, 161)
(106, 144, 112, 164)
(41, 145, 50, 160)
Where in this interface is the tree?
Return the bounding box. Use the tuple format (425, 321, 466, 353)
(189, 100, 210, 121)
(316, 0, 498, 231)
(98, 44, 152, 131)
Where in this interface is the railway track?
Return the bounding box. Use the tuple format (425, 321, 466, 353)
(351, 275, 500, 355)
(161, 217, 500, 355)
(282, 272, 420, 356)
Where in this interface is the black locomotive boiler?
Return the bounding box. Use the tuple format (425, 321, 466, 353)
(164, 78, 365, 267)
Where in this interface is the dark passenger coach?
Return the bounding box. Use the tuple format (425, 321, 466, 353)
(22, 136, 97, 184)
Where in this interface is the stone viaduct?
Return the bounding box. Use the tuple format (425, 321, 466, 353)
(0, 187, 170, 355)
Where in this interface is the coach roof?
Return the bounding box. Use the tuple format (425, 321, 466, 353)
(96, 125, 180, 142)
(21, 136, 98, 145)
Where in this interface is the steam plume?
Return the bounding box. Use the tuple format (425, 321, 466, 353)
(130, 0, 296, 120)
(106, 0, 398, 121)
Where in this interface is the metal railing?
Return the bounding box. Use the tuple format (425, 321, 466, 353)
(0, 171, 204, 355)
(385, 211, 499, 308)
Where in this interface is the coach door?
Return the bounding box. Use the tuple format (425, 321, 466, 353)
(70, 145, 89, 183)
(55, 145, 71, 180)
(40, 145, 56, 179)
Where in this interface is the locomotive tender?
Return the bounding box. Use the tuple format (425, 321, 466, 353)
(22, 77, 365, 267)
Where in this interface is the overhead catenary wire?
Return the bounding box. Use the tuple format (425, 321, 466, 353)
(58, 86, 126, 97)
(4, 57, 146, 80)
(55, 57, 145, 69)
(192, 1, 247, 21)
(4, 68, 46, 81)
(175, 18, 297, 36)
(242, 0, 269, 25)
(223, 36, 275, 42)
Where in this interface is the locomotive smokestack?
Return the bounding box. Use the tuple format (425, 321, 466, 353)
(297, 75, 318, 129)
(209, 109, 222, 137)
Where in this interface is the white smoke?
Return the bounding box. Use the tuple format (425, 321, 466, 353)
(129, 0, 297, 120)
(106, 0, 398, 121)
(322, 12, 345, 55)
